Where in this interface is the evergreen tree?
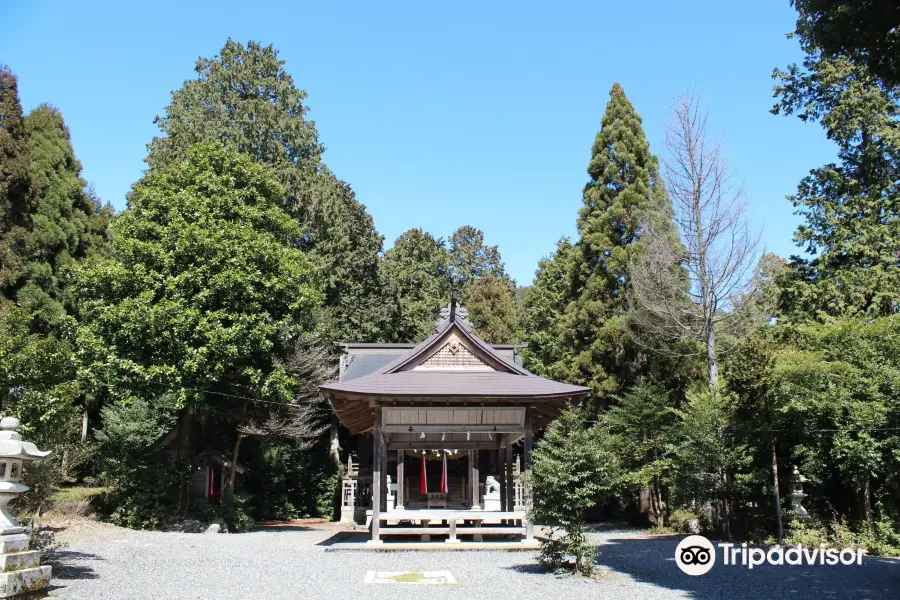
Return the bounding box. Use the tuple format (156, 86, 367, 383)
(448, 225, 513, 302)
(601, 383, 676, 527)
(17, 105, 110, 329)
(521, 238, 574, 381)
(562, 83, 672, 402)
(773, 37, 900, 320)
(381, 229, 451, 342)
(147, 39, 322, 214)
(0, 66, 33, 297)
(791, 0, 900, 88)
(305, 178, 391, 342)
(467, 273, 520, 343)
(147, 39, 388, 341)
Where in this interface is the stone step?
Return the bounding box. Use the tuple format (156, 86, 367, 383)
(0, 565, 51, 599)
(0, 551, 39, 572)
(0, 536, 27, 555)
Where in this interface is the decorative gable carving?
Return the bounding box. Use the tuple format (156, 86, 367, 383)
(413, 333, 493, 371)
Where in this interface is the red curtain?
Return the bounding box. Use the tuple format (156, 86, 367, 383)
(419, 452, 428, 495)
(208, 466, 216, 499)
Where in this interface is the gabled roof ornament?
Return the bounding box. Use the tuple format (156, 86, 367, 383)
(436, 292, 472, 333)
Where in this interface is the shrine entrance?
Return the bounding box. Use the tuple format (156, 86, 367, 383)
(320, 297, 590, 545)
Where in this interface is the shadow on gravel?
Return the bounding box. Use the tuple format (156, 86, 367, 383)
(590, 536, 900, 600)
(52, 551, 103, 580)
(316, 531, 369, 546)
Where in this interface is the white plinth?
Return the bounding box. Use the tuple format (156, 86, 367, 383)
(483, 492, 501, 512)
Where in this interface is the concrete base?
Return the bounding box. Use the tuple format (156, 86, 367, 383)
(0, 534, 51, 598)
(340, 507, 356, 526)
(0, 566, 51, 598)
(326, 539, 540, 552)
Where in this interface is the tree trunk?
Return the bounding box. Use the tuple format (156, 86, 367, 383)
(329, 413, 340, 466)
(864, 475, 874, 532)
(706, 322, 719, 386)
(176, 407, 194, 514)
(227, 400, 250, 490)
(771, 440, 783, 544)
(653, 476, 664, 528)
(80, 409, 89, 442)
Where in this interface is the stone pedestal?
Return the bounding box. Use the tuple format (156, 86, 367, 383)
(483, 490, 501, 512)
(0, 534, 50, 598)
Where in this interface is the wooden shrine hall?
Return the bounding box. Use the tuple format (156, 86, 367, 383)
(319, 295, 590, 545)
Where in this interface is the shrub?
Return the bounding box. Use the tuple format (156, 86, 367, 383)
(531, 409, 620, 575)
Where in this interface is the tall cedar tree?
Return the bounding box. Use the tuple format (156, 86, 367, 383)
(521, 238, 575, 381)
(773, 35, 900, 320)
(466, 273, 521, 343)
(146, 39, 388, 341)
(562, 83, 671, 403)
(448, 225, 514, 302)
(0, 66, 33, 300)
(17, 105, 110, 329)
(381, 229, 451, 342)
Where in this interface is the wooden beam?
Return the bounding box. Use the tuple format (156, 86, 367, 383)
(386, 442, 501, 451)
(382, 425, 524, 434)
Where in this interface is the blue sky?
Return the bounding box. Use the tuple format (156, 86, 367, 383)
(5, 1, 836, 285)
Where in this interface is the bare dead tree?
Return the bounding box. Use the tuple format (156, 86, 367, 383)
(630, 92, 762, 386)
(226, 334, 336, 490)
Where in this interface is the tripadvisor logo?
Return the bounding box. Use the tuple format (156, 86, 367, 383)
(674, 535, 866, 576)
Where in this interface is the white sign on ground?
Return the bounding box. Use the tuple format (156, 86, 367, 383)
(363, 571, 457, 585)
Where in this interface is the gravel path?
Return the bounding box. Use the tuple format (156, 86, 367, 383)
(47, 523, 900, 600)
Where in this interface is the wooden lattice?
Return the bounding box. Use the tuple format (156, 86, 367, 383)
(417, 338, 491, 370)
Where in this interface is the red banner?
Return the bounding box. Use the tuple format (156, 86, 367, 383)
(420, 452, 427, 495)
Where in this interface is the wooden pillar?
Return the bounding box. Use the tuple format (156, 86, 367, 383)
(469, 449, 480, 509)
(498, 443, 507, 513)
(396, 449, 405, 509)
(524, 406, 533, 540)
(370, 406, 383, 544)
(505, 442, 514, 512)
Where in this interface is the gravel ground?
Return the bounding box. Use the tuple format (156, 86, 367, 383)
(46, 523, 900, 600)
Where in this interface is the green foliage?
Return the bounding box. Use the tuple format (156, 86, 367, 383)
(773, 36, 900, 320)
(521, 239, 573, 380)
(791, 0, 900, 88)
(381, 228, 451, 342)
(17, 105, 110, 330)
(560, 83, 675, 403)
(448, 225, 513, 302)
(670, 385, 752, 534)
(74, 144, 322, 407)
(147, 39, 386, 343)
(601, 383, 676, 523)
(0, 66, 31, 254)
(147, 39, 322, 214)
(306, 178, 391, 342)
(93, 397, 179, 529)
(467, 274, 520, 343)
(785, 515, 900, 557)
(531, 409, 619, 573)
(249, 438, 340, 520)
(770, 318, 900, 520)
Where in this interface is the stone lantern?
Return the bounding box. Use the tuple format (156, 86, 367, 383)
(0, 417, 52, 598)
(789, 465, 809, 521)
